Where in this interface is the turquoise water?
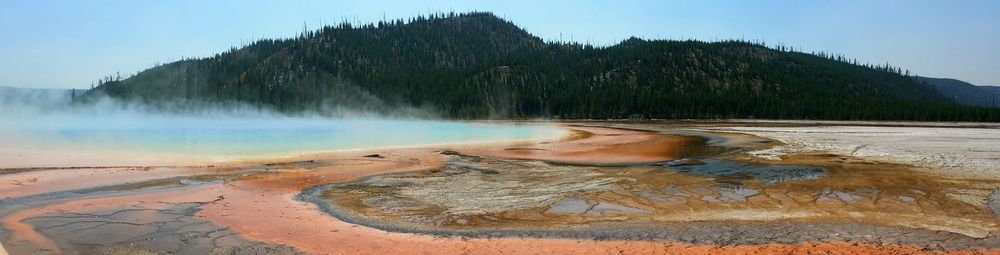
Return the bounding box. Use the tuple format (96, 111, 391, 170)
(2, 115, 567, 158)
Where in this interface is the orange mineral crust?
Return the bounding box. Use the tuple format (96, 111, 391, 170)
(4, 185, 225, 254)
(0, 166, 213, 199)
(2, 124, 999, 255)
(200, 178, 1000, 255)
(8, 180, 996, 255)
(455, 125, 721, 165)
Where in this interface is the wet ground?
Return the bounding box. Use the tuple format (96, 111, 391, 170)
(0, 167, 302, 254)
(2, 124, 1000, 254)
(24, 201, 300, 254)
(303, 151, 1000, 250)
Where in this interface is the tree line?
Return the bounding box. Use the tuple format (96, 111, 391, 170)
(81, 12, 1000, 121)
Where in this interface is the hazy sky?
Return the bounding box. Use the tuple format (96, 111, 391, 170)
(2, 0, 998, 89)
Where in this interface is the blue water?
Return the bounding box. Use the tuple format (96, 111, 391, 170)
(2, 115, 567, 158)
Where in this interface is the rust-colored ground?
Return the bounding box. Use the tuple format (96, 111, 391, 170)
(2, 124, 999, 254)
(456, 126, 718, 165)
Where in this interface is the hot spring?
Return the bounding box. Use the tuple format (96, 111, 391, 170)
(0, 110, 568, 168)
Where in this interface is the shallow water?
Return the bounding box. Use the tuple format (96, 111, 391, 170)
(659, 159, 827, 185)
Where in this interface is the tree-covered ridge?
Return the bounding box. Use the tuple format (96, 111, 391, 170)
(912, 76, 1000, 107)
(82, 12, 1000, 121)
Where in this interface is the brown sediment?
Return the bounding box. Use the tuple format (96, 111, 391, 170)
(309, 153, 1000, 244)
(3, 124, 1000, 254)
(201, 170, 1000, 255)
(197, 127, 1000, 253)
(454, 125, 724, 165)
(194, 183, 1000, 255)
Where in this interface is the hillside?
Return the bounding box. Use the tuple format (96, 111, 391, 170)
(81, 12, 1000, 121)
(912, 76, 1000, 107)
(981, 86, 1000, 100)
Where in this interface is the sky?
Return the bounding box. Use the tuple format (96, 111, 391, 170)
(1, 0, 998, 89)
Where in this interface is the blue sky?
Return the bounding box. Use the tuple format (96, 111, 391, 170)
(2, 0, 998, 88)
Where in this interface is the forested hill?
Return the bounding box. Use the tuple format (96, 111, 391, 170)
(912, 76, 1000, 107)
(81, 12, 1000, 121)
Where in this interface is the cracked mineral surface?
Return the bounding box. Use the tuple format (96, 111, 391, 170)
(2, 123, 1000, 254)
(305, 153, 1000, 247)
(25, 203, 301, 254)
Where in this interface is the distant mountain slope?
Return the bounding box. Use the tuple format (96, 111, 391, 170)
(82, 12, 1000, 121)
(912, 77, 1000, 107)
(982, 86, 1000, 99)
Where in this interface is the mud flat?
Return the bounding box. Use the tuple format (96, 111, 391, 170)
(3, 122, 1000, 254)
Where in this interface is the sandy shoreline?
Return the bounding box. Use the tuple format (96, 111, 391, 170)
(2, 121, 1000, 254)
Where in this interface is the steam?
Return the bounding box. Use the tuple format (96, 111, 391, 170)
(0, 88, 567, 167)
(1, 87, 437, 131)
